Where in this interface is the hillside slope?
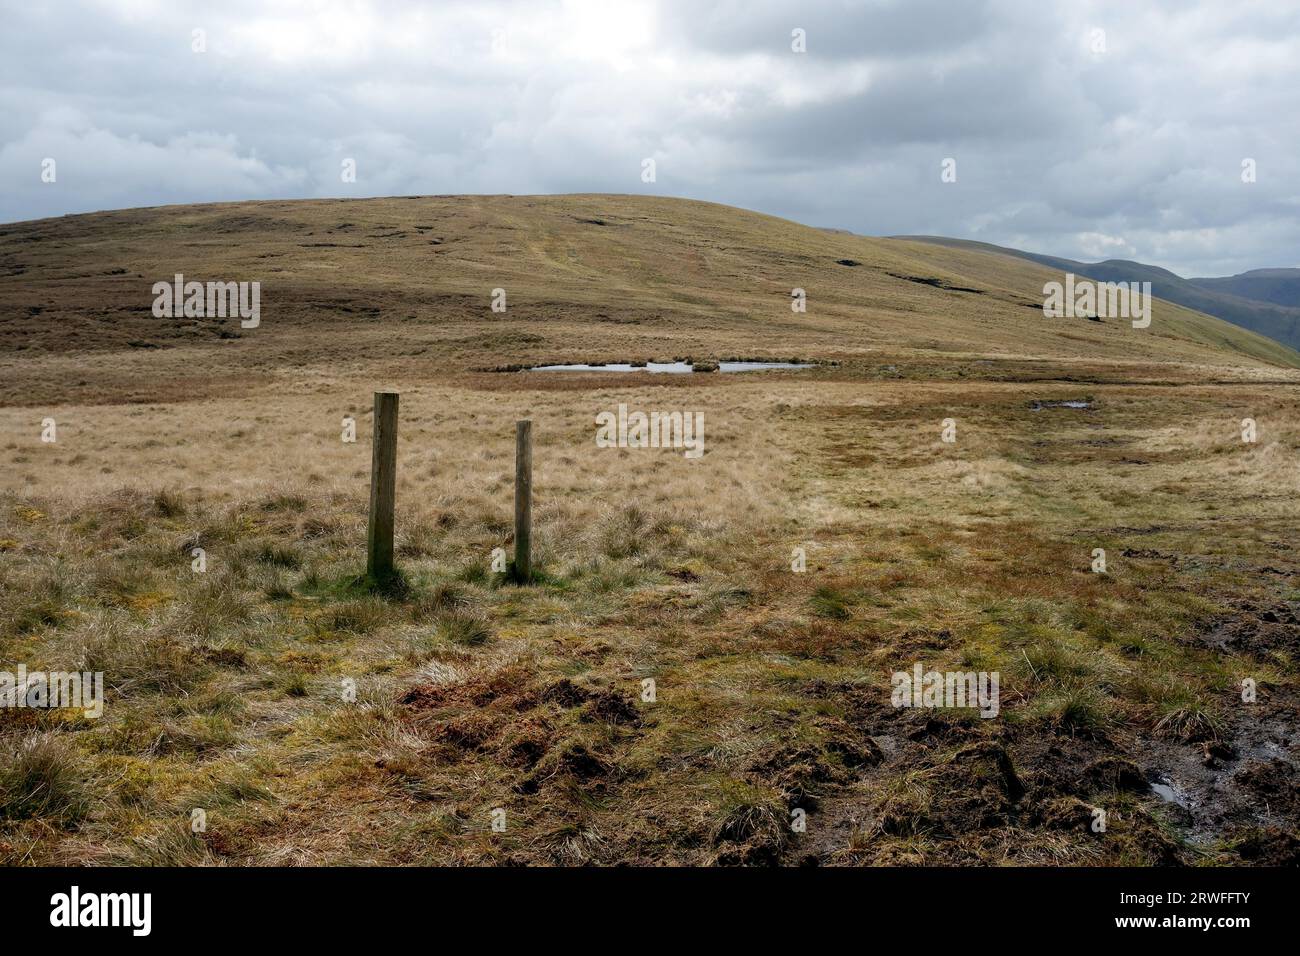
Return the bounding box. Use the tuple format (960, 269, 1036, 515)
(900, 235, 1300, 353)
(1, 195, 1298, 408)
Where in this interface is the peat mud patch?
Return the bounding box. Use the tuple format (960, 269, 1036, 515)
(1194, 598, 1300, 658)
(774, 678, 1299, 865)
(1132, 699, 1300, 859)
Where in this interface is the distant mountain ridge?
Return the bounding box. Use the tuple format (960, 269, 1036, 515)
(1190, 268, 1300, 311)
(896, 236, 1300, 351)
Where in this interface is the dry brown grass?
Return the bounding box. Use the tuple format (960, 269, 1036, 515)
(1, 195, 1298, 866)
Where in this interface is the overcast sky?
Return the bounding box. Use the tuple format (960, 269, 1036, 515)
(2, 0, 1297, 277)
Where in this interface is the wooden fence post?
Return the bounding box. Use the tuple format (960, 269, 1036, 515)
(514, 419, 532, 582)
(366, 391, 399, 581)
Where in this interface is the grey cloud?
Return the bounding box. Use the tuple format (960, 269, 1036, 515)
(1, 0, 1297, 276)
(656, 0, 998, 60)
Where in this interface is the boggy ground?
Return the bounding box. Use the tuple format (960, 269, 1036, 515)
(2, 361, 1297, 866)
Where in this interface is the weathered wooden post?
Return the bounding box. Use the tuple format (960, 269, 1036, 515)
(514, 419, 532, 582)
(366, 391, 399, 581)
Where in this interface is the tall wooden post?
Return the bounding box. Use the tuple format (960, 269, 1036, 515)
(366, 391, 399, 581)
(514, 419, 532, 582)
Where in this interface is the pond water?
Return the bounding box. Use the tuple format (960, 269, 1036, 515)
(525, 361, 815, 373)
(1030, 399, 1093, 410)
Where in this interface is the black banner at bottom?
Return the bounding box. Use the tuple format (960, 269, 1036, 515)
(0, 866, 1281, 940)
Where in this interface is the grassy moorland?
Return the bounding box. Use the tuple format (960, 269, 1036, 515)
(1, 195, 1297, 865)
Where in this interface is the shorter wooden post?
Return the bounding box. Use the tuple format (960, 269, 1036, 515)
(514, 420, 532, 581)
(366, 392, 399, 581)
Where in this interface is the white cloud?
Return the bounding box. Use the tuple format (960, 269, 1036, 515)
(0, 0, 1297, 275)
(0, 109, 304, 215)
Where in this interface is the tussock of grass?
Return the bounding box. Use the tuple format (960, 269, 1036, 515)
(311, 597, 393, 636)
(0, 733, 92, 824)
(583, 558, 651, 595)
(280, 673, 310, 698)
(1, 564, 72, 634)
(411, 581, 473, 620)
(262, 575, 296, 601)
(1018, 637, 1096, 684)
(120, 821, 215, 866)
(255, 542, 302, 569)
(1151, 689, 1226, 743)
(190, 766, 276, 808)
(11, 595, 67, 634)
(710, 780, 788, 858)
(809, 585, 854, 620)
(257, 491, 309, 514)
(689, 583, 751, 623)
(593, 505, 651, 560)
(152, 488, 186, 518)
(1032, 686, 1114, 739)
(163, 575, 253, 639)
(74, 622, 203, 697)
(434, 609, 493, 646)
(396, 518, 442, 558)
(103, 711, 239, 758)
(870, 769, 936, 839)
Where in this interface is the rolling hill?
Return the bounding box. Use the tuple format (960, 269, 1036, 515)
(2, 195, 1298, 410)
